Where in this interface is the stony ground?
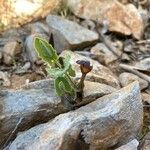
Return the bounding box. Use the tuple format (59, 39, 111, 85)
(0, 0, 149, 150)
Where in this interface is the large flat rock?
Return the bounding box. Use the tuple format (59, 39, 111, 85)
(0, 79, 115, 148)
(46, 15, 99, 52)
(9, 82, 143, 150)
(0, 0, 62, 32)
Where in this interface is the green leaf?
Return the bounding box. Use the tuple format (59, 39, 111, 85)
(46, 55, 75, 78)
(55, 79, 63, 96)
(63, 55, 70, 67)
(68, 65, 76, 77)
(54, 77, 73, 96)
(34, 37, 58, 65)
(46, 67, 63, 78)
(34, 37, 77, 99)
(63, 55, 75, 77)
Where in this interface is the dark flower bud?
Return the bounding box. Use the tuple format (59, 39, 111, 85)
(76, 60, 93, 74)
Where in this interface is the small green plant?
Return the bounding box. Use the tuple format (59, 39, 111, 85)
(34, 37, 92, 109)
(58, 1, 72, 19)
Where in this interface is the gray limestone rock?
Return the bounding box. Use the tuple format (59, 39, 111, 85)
(3, 40, 22, 65)
(90, 43, 118, 65)
(0, 79, 115, 148)
(9, 82, 143, 150)
(141, 132, 150, 150)
(115, 139, 139, 150)
(46, 15, 98, 52)
(119, 72, 148, 90)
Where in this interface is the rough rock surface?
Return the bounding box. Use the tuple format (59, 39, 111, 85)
(60, 50, 120, 88)
(142, 93, 150, 104)
(3, 40, 22, 65)
(66, 0, 143, 39)
(0, 71, 11, 87)
(115, 139, 139, 150)
(141, 133, 150, 150)
(0, 0, 62, 32)
(119, 72, 148, 90)
(90, 43, 118, 65)
(0, 79, 115, 148)
(30, 22, 50, 35)
(46, 15, 99, 52)
(134, 58, 150, 71)
(9, 82, 143, 150)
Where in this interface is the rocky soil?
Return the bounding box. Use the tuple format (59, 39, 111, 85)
(0, 0, 149, 150)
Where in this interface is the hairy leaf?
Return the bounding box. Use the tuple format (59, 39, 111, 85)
(54, 77, 73, 96)
(46, 67, 62, 77)
(68, 65, 76, 77)
(46, 55, 75, 78)
(34, 37, 58, 65)
(61, 55, 76, 76)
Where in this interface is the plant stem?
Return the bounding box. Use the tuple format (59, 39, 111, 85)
(75, 73, 86, 102)
(66, 74, 79, 90)
(78, 73, 86, 90)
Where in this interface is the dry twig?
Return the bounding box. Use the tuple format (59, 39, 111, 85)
(3, 117, 23, 149)
(120, 64, 150, 83)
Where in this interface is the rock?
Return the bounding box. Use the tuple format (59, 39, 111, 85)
(145, 89, 150, 95)
(2, 28, 21, 39)
(91, 43, 117, 65)
(0, 71, 11, 87)
(112, 40, 123, 54)
(0, 79, 115, 148)
(76, 51, 94, 58)
(106, 3, 143, 39)
(80, 19, 95, 30)
(25, 33, 49, 63)
(121, 53, 130, 62)
(3, 40, 22, 65)
(138, 7, 149, 26)
(66, 0, 144, 39)
(134, 58, 150, 71)
(0, 0, 62, 32)
(142, 93, 150, 104)
(21, 62, 31, 71)
(115, 139, 139, 150)
(15, 62, 31, 74)
(0, 38, 19, 49)
(30, 22, 50, 35)
(1, 27, 29, 40)
(136, 41, 150, 53)
(60, 50, 120, 88)
(46, 15, 98, 52)
(9, 82, 143, 150)
(141, 133, 150, 150)
(124, 40, 133, 53)
(119, 72, 148, 90)
(83, 81, 116, 100)
(25, 21, 51, 63)
(144, 24, 150, 39)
